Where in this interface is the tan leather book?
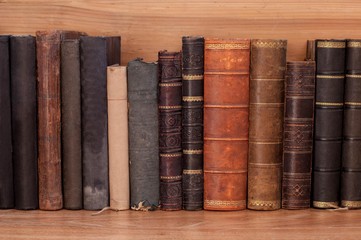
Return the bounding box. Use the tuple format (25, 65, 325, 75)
(203, 39, 250, 211)
(107, 65, 129, 210)
(247, 39, 287, 211)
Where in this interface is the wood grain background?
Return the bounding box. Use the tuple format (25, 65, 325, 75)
(1, 0, 361, 65)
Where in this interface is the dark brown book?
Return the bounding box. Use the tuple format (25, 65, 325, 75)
(282, 61, 315, 209)
(247, 39, 287, 211)
(204, 39, 250, 211)
(306, 40, 316, 61)
(106, 36, 121, 65)
(182, 36, 204, 211)
(158, 50, 182, 211)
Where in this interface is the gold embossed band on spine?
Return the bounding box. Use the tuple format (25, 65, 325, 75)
(182, 74, 204, 80)
(205, 43, 249, 50)
(313, 201, 339, 208)
(347, 41, 361, 48)
(183, 169, 203, 174)
(341, 200, 361, 208)
(317, 41, 346, 48)
(204, 200, 246, 208)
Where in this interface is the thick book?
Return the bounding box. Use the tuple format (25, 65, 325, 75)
(80, 36, 109, 210)
(181, 36, 204, 211)
(158, 50, 183, 211)
(128, 59, 159, 209)
(341, 39, 361, 209)
(107, 65, 129, 210)
(10, 35, 38, 210)
(248, 39, 287, 211)
(313, 39, 345, 209)
(0, 35, 13, 209)
(204, 39, 250, 211)
(282, 61, 315, 209)
(61, 39, 82, 210)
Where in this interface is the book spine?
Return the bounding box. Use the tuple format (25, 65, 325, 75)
(107, 65, 129, 210)
(61, 39, 82, 210)
(181, 36, 204, 211)
(36, 31, 63, 210)
(127, 59, 159, 208)
(341, 39, 361, 209)
(106, 36, 121, 66)
(204, 39, 250, 211)
(313, 40, 345, 209)
(306, 40, 316, 61)
(80, 36, 109, 210)
(248, 39, 287, 210)
(158, 51, 183, 211)
(0, 35, 14, 209)
(282, 61, 315, 209)
(10, 36, 38, 210)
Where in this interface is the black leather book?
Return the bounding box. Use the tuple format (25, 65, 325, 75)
(341, 39, 361, 208)
(128, 59, 160, 208)
(10, 36, 38, 210)
(0, 35, 14, 209)
(182, 36, 204, 210)
(313, 39, 345, 208)
(80, 36, 109, 210)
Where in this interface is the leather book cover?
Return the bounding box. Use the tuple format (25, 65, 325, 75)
(106, 36, 121, 65)
(341, 39, 361, 208)
(61, 39, 82, 210)
(313, 39, 345, 209)
(10, 36, 38, 210)
(80, 36, 109, 210)
(306, 40, 316, 61)
(204, 39, 250, 211)
(282, 61, 315, 209)
(248, 39, 287, 211)
(158, 50, 182, 211)
(182, 36, 204, 211)
(127, 59, 159, 208)
(107, 65, 129, 210)
(0, 35, 14, 209)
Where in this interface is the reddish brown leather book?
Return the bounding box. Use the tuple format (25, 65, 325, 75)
(247, 39, 287, 211)
(203, 39, 250, 211)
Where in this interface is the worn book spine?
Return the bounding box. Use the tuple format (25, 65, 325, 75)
(0, 35, 14, 209)
(61, 39, 82, 210)
(282, 61, 315, 209)
(10, 36, 38, 210)
(158, 50, 183, 211)
(128, 59, 159, 208)
(106, 36, 121, 66)
(204, 39, 250, 211)
(248, 39, 287, 211)
(182, 36, 204, 211)
(107, 65, 129, 210)
(306, 40, 316, 61)
(80, 36, 109, 210)
(313, 39, 345, 209)
(341, 39, 361, 209)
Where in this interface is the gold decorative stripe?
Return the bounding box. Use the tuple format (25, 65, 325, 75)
(160, 175, 182, 180)
(183, 169, 203, 175)
(160, 153, 182, 157)
(159, 82, 182, 87)
(205, 43, 249, 50)
(317, 41, 345, 48)
(204, 137, 248, 141)
(183, 149, 203, 154)
(159, 105, 182, 109)
(252, 41, 287, 49)
(315, 102, 343, 106)
(316, 75, 344, 79)
(313, 201, 339, 208)
(346, 74, 361, 78)
(347, 41, 361, 48)
(182, 96, 203, 102)
(248, 200, 281, 208)
(341, 200, 361, 208)
(345, 102, 361, 106)
(204, 200, 246, 207)
(182, 74, 203, 80)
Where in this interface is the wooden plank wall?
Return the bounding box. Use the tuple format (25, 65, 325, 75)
(1, 0, 361, 65)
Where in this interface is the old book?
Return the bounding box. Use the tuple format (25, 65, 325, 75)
(106, 36, 121, 65)
(306, 40, 316, 61)
(341, 39, 361, 209)
(80, 36, 109, 210)
(182, 36, 204, 211)
(128, 59, 159, 208)
(282, 61, 316, 209)
(0, 35, 13, 209)
(204, 39, 250, 211)
(10, 35, 38, 210)
(61, 39, 82, 210)
(107, 65, 129, 210)
(313, 39, 345, 209)
(158, 50, 182, 211)
(248, 39, 287, 211)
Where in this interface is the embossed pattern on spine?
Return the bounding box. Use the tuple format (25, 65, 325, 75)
(341, 39, 361, 208)
(182, 36, 204, 211)
(313, 39, 345, 208)
(204, 39, 250, 211)
(158, 51, 182, 211)
(282, 61, 315, 209)
(248, 39, 287, 211)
